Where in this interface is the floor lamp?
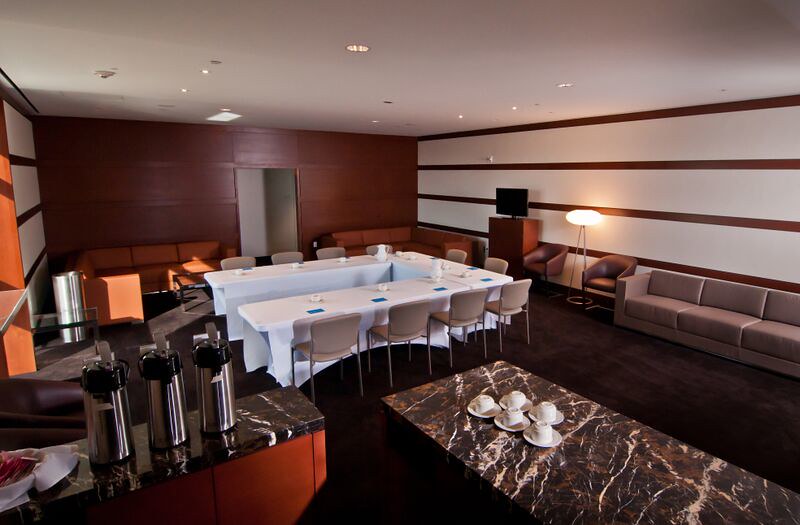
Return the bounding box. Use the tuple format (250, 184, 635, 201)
(565, 209, 602, 305)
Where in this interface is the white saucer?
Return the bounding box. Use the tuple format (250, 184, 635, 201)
(467, 401, 502, 419)
(499, 395, 534, 413)
(529, 410, 565, 426)
(523, 427, 563, 448)
(493, 413, 531, 433)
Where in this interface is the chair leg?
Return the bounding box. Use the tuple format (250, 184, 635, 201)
(526, 305, 531, 345)
(367, 331, 372, 373)
(482, 315, 487, 359)
(498, 317, 503, 353)
(408, 341, 412, 362)
(426, 321, 432, 375)
(387, 343, 394, 387)
(448, 326, 453, 368)
(291, 348, 296, 386)
(309, 360, 315, 405)
(356, 340, 363, 397)
(339, 358, 344, 381)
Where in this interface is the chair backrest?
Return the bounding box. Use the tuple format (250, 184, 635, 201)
(310, 313, 362, 357)
(221, 256, 256, 270)
(366, 244, 393, 256)
(484, 257, 509, 275)
(449, 289, 488, 322)
(445, 249, 468, 264)
(388, 300, 430, 338)
(271, 251, 303, 265)
(500, 279, 532, 310)
(316, 247, 346, 260)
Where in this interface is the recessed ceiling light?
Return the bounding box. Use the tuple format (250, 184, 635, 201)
(557, 82, 574, 88)
(93, 70, 116, 79)
(181, 88, 189, 93)
(201, 69, 210, 74)
(458, 115, 464, 119)
(210, 60, 222, 65)
(157, 104, 175, 108)
(346, 44, 370, 52)
(371, 120, 380, 123)
(512, 106, 518, 110)
(383, 100, 393, 104)
(220, 107, 232, 112)
(207, 111, 242, 122)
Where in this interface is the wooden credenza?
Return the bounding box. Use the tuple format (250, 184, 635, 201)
(488, 217, 540, 280)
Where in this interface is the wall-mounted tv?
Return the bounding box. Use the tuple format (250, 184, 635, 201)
(496, 188, 528, 218)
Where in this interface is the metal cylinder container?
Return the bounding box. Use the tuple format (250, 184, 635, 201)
(52, 271, 87, 343)
(139, 332, 189, 449)
(192, 323, 236, 434)
(81, 355, 134, 465)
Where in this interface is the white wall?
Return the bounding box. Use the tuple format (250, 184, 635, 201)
(4, 101, 48, 313)
(418, 105, 800, 289)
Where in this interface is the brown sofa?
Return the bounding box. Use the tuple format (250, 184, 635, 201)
(319, 226, 474, 263)
(616, 269, 800, 378)
(71, 241, 236, 325)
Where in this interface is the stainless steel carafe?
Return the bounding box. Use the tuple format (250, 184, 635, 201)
(139, 331, 189, 449)
(192, 323, 236, 433)
(81, 343, 134, 465)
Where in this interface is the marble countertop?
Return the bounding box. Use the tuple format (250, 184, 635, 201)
(10, 386, 323, 522)
(382, 360, 800, 524)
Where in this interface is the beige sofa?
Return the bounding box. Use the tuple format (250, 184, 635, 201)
(616, 270, 800, 378)
(319, 226, 474, 263)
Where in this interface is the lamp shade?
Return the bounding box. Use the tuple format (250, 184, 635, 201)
(566, 209, 602, 226)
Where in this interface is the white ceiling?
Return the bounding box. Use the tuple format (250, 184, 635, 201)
(1, 0, 800, 136)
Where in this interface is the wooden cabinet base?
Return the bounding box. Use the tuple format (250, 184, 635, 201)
(488, 217, 540, 280)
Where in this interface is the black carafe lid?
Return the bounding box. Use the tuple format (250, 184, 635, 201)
(82, 359, 129, 394)
(192, 323, 232, 372)
(139, 331, 183, 382)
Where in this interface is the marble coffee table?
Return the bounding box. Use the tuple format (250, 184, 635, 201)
(382, 361, 800, 524)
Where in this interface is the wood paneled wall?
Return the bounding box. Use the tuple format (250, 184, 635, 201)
(32, 117, 417, 265)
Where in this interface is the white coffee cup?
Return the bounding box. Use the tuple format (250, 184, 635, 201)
(395, 251, 404, 257)
(338, 256, 347, 263)
(461, 270, 472, 278)
(503, 407, 524, 427)
(534, 401, 557, 423)
(442, 263, 451, 270)
(291, 262, 300, 269)
(475, 394, 494, 413)
(530, 420, 553, 443)
(506, 390, 527, 410)
(233, 269, 244, 276)
(310, 294, 322, 303)
(378, 283, 389, 292)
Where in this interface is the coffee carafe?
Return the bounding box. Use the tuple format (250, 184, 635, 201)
(139, 331, 189, 449)
(81, 342, 134, 465)
(192, 323, 236, 433)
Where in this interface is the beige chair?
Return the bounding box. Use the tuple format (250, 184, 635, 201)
(271, 251, 303, 265)
(221, 256, 256, 270)
(366, 244, 392, 256)
(484, 257, 509, 275)
(485, 279, 532, 352)
(430, 289, 489, 366)
(445, 249, 468, 264)
(316, 247, 346, 260)
(291, 313, 363, 404)
(368, 300, 431, 387)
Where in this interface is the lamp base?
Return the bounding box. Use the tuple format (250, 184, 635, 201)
(566, 295, 593, 306)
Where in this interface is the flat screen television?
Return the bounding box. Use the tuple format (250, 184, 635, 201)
(496, 188, 528, 218)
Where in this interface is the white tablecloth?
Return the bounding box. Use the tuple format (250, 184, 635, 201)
(205, 256, 394, 340)
(239, 252, 513, 385)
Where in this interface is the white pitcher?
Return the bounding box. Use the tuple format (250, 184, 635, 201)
(375, 244, 388, 262)
(431, 258, 443, 281)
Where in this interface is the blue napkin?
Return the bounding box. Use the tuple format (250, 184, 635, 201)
(433, 286, 448, 291)
(467, 266, 479, 270)
(371, 297, 388, 303)
(480, 277, 494, 282)
(306, 308, 325, 314)
(243, 267, 253, 271)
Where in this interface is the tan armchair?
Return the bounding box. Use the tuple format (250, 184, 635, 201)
(582, 255, 638, 304)
(523, 244, 568, 297)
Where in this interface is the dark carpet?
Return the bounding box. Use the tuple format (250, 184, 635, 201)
(37, 289, 800, 523)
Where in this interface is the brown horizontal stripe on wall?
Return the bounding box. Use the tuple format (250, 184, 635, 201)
(416, 221, 800, 294)
(9, 155, 36, 167)
(417, 193, 800, 233)
(23, 247, 46, 286)
(418, 93, 800, 141)
(418, 159, 800, 170)
(16, 204, 41, 227)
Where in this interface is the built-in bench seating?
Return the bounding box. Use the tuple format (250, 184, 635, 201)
(616, 270, 800, 378)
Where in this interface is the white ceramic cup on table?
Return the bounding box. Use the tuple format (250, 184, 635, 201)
(503, 406, 524, 427)
(533, 401, 557, 423)
(530, 420, 553, 443)
(475, 394, 494, 413)
(310, 294, 322, 303)
(506, 390, 527, 410)
(291, 262, 300, 269)
(378, 283, 389, 292)
(338, 256, 347, 263)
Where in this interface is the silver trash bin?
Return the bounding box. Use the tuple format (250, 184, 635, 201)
(52, 271, 87, 343)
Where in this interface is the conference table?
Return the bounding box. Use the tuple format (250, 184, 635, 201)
(234, 252, 513, 386)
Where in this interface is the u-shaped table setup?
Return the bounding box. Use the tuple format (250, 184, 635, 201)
(204, 252, 513, 386)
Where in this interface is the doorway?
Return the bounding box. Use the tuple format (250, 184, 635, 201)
(235, 168, 299, 257)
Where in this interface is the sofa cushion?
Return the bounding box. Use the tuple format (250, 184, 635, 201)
(388, 227, 412, 242)
(678, 306, 760, 346)
(182, 259, 222, 274)
(742, 321, 800, 363)
(699, 279, 768, 318)
(74, 252, 95, 279)
(362, 229, 391, 246)
(626, 295, 698, 329)
(763, 290, 800, 327)
(403, 242, 441, 258)
(648, 270, 704, 304)
(411, 228, 445, 246)
(86, 247, 133, 270)
(131, 244, 179, 266)
(332, 230, 364, 247)
(136, 263, 181, 286)
(585, 277, 617, 293)
(95, 267, 137, 278)
(344, 246, 366, 257)
(178, 241, 220, 262)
